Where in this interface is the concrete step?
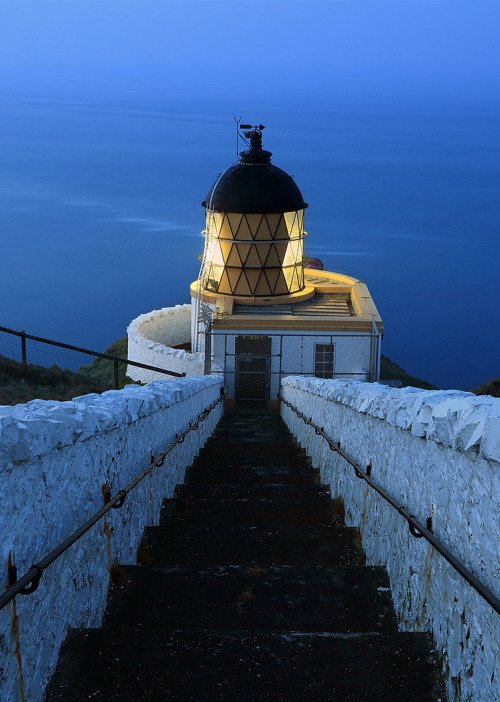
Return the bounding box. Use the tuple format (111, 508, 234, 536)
(47, 628, 444, 702)
(160, 497, 339, 528)
(207, 433, 300, 446)
(209, 415, 284, 432)
(174, 482, 331, 501)
(186, 462, 319, 485)
(193, 453, 313, 470)
(201, 438, 308, 455)
(137, 524, 366, 568)
(103, 564, 398, 633)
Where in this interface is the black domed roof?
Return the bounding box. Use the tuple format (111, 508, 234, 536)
(202, 128, 307, 214)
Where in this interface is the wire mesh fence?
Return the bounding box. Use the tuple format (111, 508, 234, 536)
(0, 326, 184, 406)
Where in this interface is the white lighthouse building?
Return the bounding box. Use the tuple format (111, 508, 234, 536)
(128, 125, 383, 409)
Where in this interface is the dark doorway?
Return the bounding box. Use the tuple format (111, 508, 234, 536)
(235, 335, 271, 409)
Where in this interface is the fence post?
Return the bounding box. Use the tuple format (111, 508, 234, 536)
(113, 359, 119, 389)
(21, 332, 27, 375)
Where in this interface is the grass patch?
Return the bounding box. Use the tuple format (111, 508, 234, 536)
(0, 337, 138, 406)
(0, 356, 109, 405)
(77, 337, 132, 388)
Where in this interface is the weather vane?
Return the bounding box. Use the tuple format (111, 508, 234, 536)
(234, 116, 265, 158)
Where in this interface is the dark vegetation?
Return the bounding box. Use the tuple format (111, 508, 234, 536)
(0, 337, 135, 406)
(77, 336, 132, 388)
(468, 377, 500, 398)
(0, 338, 497, 405)
(379, 355, 438, 390)
(0, 356, 110, 405)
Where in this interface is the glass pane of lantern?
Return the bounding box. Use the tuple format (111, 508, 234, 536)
(206, 237, 225, 266)
(245, 245, 262, 268)
(236, 242, 252, 266)
(283, 242, 294, 267)
(284, 211, 298, 237)
(296, 209, 304, 232)
(207, 264, 224, 290)
(289, 267, 300, 292)
(274, 241, 288, 263)
(265, 214, 282, 239)
(245, 269, 261, 294)
(219, 239, 233, 261)
(264, 244, 281, 267)
(227, 267, 243, 292)
(213, 241, 225, 266)
(218, 269, 232, 294)
(226, 244, 242, 267)
(287, 240, 301, 264)
(208, 211, 224, 236)
(235, 271, 252, 296)
(226, 213, 243, 239)
(276, 214, 289, 238)
(254, 215, 272, 240)
(283, 265, 295, 289)
(256, 243, 271, 267)
(295, 239, 304, 261)
(274, 271, 288, 295)
(264, 268, 280, 293)
(220, 214, 234, 240)
(236, 215, 252, 240)
(246, 213, 263, 238)
(255, 271, 272, 296)
(296, 266, 304, 289)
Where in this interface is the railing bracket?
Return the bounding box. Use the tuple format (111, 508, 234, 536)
(19, 564, 43, 595)
(111, 490, 127, 509)
(409, 519, 424, 538)
(354, 465, 364, 479)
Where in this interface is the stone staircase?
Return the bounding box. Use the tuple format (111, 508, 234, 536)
(46, 412, 445, 701)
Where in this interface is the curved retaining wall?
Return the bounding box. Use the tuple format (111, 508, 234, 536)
(0, 375, 223, 702)
(281, 376, 500, 702)
(127, 304, 204, 382)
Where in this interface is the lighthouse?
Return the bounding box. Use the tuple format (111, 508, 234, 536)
(197, 126, 307, 299)
(190, 125, 384, 409)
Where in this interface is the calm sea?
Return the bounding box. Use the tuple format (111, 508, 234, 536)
(0, 95, 499, 390)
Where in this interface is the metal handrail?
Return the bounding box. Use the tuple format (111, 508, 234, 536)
(0, 394, 224, 611)
(280, 395, 500, 616)
(0, 325, 186, 381)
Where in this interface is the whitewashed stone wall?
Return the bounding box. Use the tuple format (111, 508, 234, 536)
(0, 375, 223, 702)
(127, 304, 204, 381)
(281, 376, 500, 702)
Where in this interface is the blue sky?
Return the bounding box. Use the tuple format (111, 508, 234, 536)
(1, 1, 499, 102)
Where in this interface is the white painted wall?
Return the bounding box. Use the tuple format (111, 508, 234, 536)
(281, 376, 500, 702)
(0, 375, 223, 702)
(213, 330, 376, 399)
(127, 305, 204, 381)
